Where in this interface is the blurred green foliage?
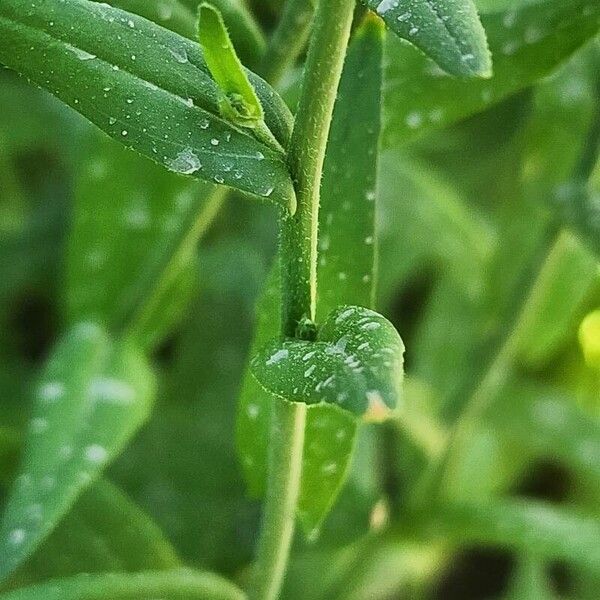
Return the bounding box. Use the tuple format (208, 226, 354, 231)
(0, 0, 599, 598)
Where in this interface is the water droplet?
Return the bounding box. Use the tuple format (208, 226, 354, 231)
(405, 111, 422, 129)
(38, 381, 65, 402)
(304, 364, 316, 378)
(8, 529, 25, 545)
(168, 46, 188, 64)
(84, 444, 108, 464)
(89, 377, 136, 404)
(29, 418, 48, 434)
(266, 349, 289, 365)
(66, 43, 96, 61)
(166, 148, 201, 174)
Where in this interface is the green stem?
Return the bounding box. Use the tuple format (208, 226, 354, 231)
(252, 2, 355, 599)
(259, 0, 316, 86)
(251, 400, 307, 600)
(280, 0, 356, 337)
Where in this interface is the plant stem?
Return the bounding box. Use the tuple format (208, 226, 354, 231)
(251, 400, 307, 600)
(280, 0, 356, 337)
(259, 0, 316, 86)
(252, 2, 355, 599)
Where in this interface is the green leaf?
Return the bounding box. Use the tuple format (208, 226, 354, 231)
(237, 19, 387, 532)
(408, 499, 600, 573)
(364, 0, 491, 78)
(200, 0, 266, 69)
(198, 3, 263, 126)
(0, 0, 295, 211)
(66, 132, 223, 347)
(0, 569, 246, 600)
(484, 380, 600, 487)
(521, 47, 600, 256)
(0, 323, 156, 581)
(98, 0, 198, 39)
(9, 480, 180, 587)
(317, 16, 383, 321)
(514, 231, 599, 368)
(383, 0, 600, 148)
(251, 305, 404, 417)
(580, 310, 600, 370)
(506, 555, 555, 600)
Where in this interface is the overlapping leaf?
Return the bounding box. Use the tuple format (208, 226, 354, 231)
(514, 231, 598, 368)
(99, 0, 198, 39)
(364, 0, 491, 78)
(383, 0, 600, 148)
(407, 499, 600, 573)
(0, 0, 295, 210)
(0, 323, 155, 580)
(8, 480, 180, 588)
(237, 19, 389, 533)
(0, 569, 246, 600)
(66, 132, 221, 347)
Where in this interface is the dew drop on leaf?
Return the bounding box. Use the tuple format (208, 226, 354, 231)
(166, 148, 201, 174)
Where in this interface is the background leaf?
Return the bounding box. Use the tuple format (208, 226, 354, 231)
(364, 0, 491, 78)
(0, 323, 155, 580)
(0, 569, 246, 600)
(6, 480, 180, 589)
(0, 0, 295, 208)
(383, 0, 600, 148)
(66, 132, 223, 348)
(405, 499, 600, 574)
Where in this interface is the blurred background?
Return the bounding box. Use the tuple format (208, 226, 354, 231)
(1, 0, 600, 598)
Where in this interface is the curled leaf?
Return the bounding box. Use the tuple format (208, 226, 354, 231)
(198, 3, 263, 126)
(251, 306, 404, 417)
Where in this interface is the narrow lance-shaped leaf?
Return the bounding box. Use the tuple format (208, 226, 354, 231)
(97, 0, 198, 39)
(405, 499, 600, 574)
(10, 480, 180, 586)
(0, 323, 156, 581)
(364, 0, 491, 78)
(237, 18, 392, 533)
(383, 0, 600, 148)
(66, 132, 222, 348)
(0, 569, 246, 600)
(513, 231, 599, 369)
(99, 0, 266, 67)
(0, 0, 295, 211)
